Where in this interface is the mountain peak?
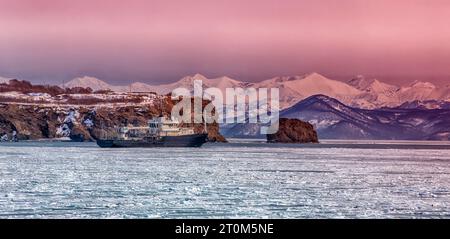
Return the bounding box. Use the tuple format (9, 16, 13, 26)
(304, 94, 336, 102)
(211, 76, 243, 85)
(284, 94, 350, 115)
(192, 73, 207, 80)
(179, 73, 207, 83)
(214, 76, 234, 81)
(303, 72, 326, 79)
(64, 76, 111, 90)
(409, 80, 436, 88)
(367, 79, 399, 91)
(304, 94, 347, 105)
(347, 75, 374, 90)
(298, 73, 335, 84)
(371, 79, 381, 84)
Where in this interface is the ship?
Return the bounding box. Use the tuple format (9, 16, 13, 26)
(96, 116, 208, 148)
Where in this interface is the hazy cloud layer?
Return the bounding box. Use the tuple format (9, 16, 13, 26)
(1, 0, 449, 85)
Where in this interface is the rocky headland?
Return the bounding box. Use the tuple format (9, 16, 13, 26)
(0, 80, 226, 142)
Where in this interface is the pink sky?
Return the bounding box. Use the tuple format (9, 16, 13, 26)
(1, 0, 450, 85)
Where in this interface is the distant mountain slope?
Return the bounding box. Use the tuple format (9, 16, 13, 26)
(281, 95, 450, 140)
(222, 95, 450, 140)
(397, 100, 450, 110)
(348, 75, 401, 108)
(397, 81, 438, 102)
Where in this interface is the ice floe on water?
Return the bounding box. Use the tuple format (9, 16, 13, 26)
(0, 141, 450, 218)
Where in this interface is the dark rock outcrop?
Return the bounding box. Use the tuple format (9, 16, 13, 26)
(267, 118, 318, 143)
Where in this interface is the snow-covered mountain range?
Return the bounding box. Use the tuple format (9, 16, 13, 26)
(61, 73, 450, 109)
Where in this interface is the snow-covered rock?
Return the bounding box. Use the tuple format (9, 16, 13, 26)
(64, 110, 79, 124)
(56, 124, 71, 137)
(83, 119, 94, 128)
(0, 76, 12, 84)
(56, 109, 79, 137)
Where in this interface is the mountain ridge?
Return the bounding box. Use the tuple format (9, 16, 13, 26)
(222, 94, 450, 140)
(57, 72, 450, 109)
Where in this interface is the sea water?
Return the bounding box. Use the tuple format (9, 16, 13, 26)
(0, 140, 449, 218)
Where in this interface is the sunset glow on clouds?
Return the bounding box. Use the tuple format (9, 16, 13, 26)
(1, 0, 450, 84)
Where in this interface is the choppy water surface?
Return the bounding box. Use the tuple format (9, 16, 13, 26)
(0, 140, 450, 218)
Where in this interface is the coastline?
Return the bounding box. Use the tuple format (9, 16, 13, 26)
(3, 138, 450, 150)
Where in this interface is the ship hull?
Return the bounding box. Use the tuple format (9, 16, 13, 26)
(96, 133, 208, 148)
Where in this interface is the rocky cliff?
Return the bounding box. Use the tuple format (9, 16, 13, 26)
(266, 118, 318, 143)
(0, 97, 226, 142)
